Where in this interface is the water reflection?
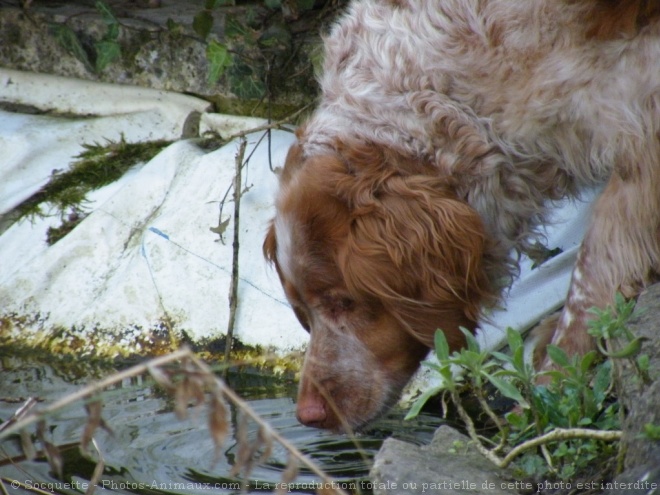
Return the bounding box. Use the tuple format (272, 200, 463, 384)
(0, 355, 443, 494)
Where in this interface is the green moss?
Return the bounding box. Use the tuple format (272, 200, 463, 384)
(208, 94, 309, 121)
(12, 137, 171, 243)
(0, 312, 303, 377)
(46, 212, 87, 245)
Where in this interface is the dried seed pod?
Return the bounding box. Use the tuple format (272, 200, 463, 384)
(36, 420, 63, 479)
(208, 389, 229, 462)
(81, 400, 111, 453)
(276, 454, 299, 495)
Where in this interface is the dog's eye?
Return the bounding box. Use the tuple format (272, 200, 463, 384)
(339, 297, 354, 311)
(321, 294, 355, 317)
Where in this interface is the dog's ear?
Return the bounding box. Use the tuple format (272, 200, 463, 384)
(263, 221, 276, 264)
(583, 0, 660, 39)
(337, 169, 496, 349)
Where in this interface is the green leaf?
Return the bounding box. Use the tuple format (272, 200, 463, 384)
(206, 40, 232, 83)
(506, 326, 523, 352)
(420, 359, 444, 373)
(642, 423, 660, 440)
(491, 351, 512, 364)
(95, 1, 120, 40)
(404, 386, 444, 420)
(579, 350, 598, 373)
(227, 60, 265, 99)
(51, 24, 94, 72)
(546, 344, 570, 368)
(434, 330, 450, 362)
(166, 18, 183, 34)
(95, 1, 119, 26)
(592, 360, 612, 404)
(604, 336, 648, 359)
(486, 375, 529, 408)
(505, 411, 528, 430)
(264, 0, 282, 9)
(94, 40, 121, 72)
(459, 326, 480, 353)
(225, 15, 251, 40)
(193, 10, 214, 40)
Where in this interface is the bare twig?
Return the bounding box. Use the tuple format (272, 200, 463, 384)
(224, 138, 248, 373)
(0, 397, 38, 434)
(85, 438, 106, 495)
(223, 103, 312, 144)
(0, 478, 52, 495)
(499, 428, 622, 468)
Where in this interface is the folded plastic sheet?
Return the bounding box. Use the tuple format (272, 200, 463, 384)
(0, 69, 305, 355)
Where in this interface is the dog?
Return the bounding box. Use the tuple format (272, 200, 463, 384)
(263, 0, 660, 431)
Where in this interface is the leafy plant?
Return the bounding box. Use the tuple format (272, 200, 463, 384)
(587, 292, 651, 383)
(93, 1, 122, 72)
(51, 1, 122, 73)
(406, 296, 646, 482)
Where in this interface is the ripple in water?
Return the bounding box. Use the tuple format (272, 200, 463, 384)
(0, 357, 443, 494)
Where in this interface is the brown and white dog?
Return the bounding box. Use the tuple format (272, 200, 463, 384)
(264, 0, 660, 431)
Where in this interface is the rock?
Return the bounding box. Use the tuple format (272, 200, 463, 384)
(608, 283, 660, 493)
(0, 0, 321, 110)
(370, 425, 518, 495)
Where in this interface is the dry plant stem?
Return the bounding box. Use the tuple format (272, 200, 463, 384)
(224, 137, 247, 372)
(449, 390, 622, 470)
(0, 478, 52, 495)
(499, 428, 623, 468)
(0, 397, 38, 434)
(0, 348, 192, 440)
(450, 390, 505, 465)
(187, 354, 350, 495)
(86, 438, 105, 495)
(474, 387, 507, 453)
(524, 381, 556, 471)
(223, 103, 313, 143)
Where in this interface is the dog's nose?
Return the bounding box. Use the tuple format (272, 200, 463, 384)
(296, 399, 328, 428)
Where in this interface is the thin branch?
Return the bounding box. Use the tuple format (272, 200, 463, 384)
(473, 386, 507, 454)
(499, 428, 622, 468)
(224, 138, 247, 374)
(449, 390, 504, 466)
(0, 397, 38, 434)
(223, 103, 313, 144)
(85, 438, 106, 495)
(0, 478, 53, 495)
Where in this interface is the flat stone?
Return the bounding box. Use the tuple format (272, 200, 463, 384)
(370, 426, 517, 495)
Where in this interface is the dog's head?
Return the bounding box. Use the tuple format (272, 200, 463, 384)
(264, 137, 494, 431)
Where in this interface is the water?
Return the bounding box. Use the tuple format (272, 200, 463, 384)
(0, 354, 443, 494)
